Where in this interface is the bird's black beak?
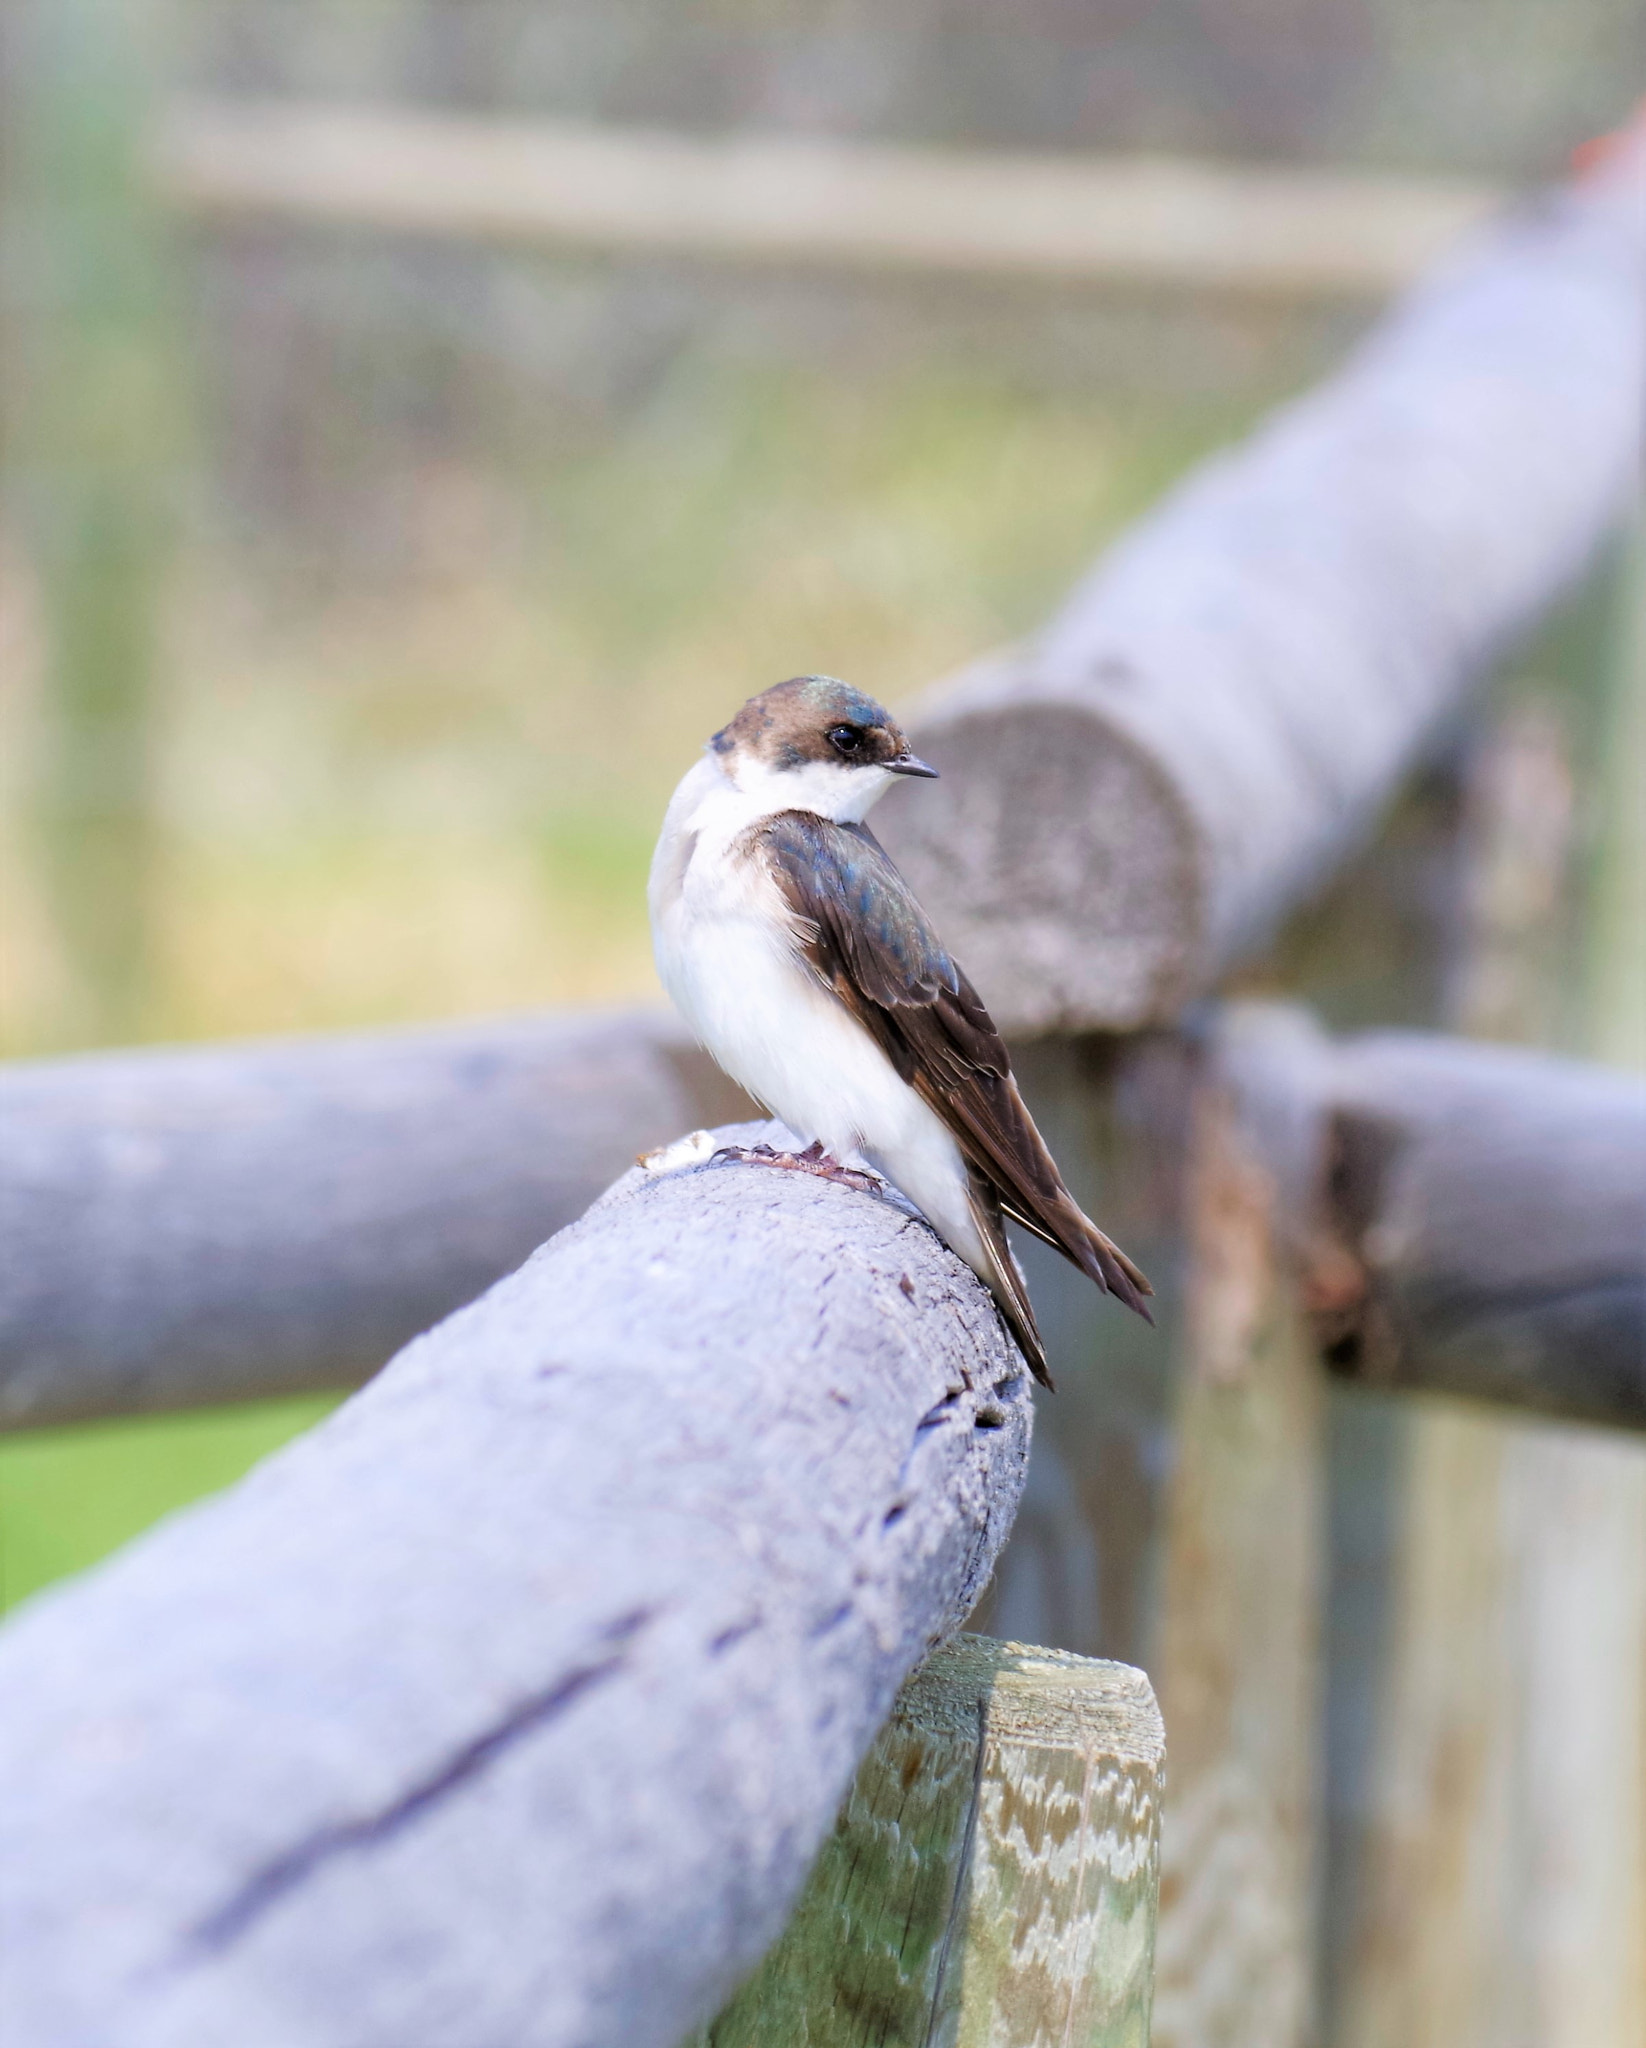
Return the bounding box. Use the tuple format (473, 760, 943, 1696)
(887, 752, 940, 779)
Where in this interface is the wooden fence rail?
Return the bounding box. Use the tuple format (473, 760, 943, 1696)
(0, 1124, 1047, 2048)
(1313, 1032, 1646, 1430)
(0, 1010, 747, 1428)
(883, 127, 1646, 1034)
(153, 97, 1502, 299)
(6, 1009, 1640, 1434)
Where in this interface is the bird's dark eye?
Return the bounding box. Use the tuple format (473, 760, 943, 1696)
(827, 724, 865, 758)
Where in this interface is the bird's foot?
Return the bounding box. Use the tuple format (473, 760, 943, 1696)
(711, 1139, 883, 1193)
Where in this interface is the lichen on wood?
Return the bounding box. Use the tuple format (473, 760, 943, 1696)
(692, 1635, 1162, 2048)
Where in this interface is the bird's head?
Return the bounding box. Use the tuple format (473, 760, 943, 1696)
(708, 676, 938, 822)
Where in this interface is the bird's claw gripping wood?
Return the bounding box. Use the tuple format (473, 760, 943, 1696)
(710, 1139, 885, 1194)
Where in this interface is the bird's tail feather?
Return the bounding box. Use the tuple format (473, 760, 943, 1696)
(967, 1179, 1054, 1389)
(1081, 1221, 1155, 1325)
(999, 1190, 1154, 1327)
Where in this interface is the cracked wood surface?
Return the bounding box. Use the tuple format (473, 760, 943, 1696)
(690, 1635, 1162, 2048)
(878, 136, 1646, 1034)
(0, 1006, 751, 1428)
(0, 1124, 1029, 2048)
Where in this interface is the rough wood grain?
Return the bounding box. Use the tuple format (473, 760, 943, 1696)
(879, 135, 1646, 1035)
(1318, 1033, 1646, 1429)
(0, 1121, 1030, 2048)
(0, 1007, 750, 1428)
(690, 1634, 1162, 2048)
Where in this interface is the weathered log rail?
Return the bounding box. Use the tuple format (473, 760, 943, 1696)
(0, 1010, 749, 1428)
(881, 128, 1646, 1034)
(1313, 1033, 1646, 1430)
(0, 1128, 1037, 2048)
(7, 1008, 1639, 1434)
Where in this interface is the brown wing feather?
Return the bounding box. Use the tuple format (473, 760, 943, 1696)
(758, 812, 1153, 1358)
(890, 985, 1153, 1316)
(964, 1171, 1056, 1389)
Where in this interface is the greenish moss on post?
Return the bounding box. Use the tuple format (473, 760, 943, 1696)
(691, 1635, 1163, 2048)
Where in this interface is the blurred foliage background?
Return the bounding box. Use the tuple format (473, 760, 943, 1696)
(0, 1, 1637, 1597)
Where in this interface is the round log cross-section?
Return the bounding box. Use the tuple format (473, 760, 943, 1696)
(881, 140, 1646, 1035)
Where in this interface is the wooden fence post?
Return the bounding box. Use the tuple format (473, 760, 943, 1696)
(1146, 1008, 1331, 2048)
(1326, 541, 1646, 2048)
(1514, 513, 1646, 2048)
(690, 1636, 1163, 2048)
(977, 1034, 1195, 1676)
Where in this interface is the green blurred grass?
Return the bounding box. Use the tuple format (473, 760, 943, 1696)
(0, 1396, 340, 1615)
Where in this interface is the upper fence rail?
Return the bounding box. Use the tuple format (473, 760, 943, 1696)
(4, 1006, 1643, 1432)
(155, 98, 1505, 298)
(883, 128, 1646, 1032)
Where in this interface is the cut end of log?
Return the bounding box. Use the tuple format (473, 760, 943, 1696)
(880, 665, 1205, 1038)
(904, 1632, 1166, 1766)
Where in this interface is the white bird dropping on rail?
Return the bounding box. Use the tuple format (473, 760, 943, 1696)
(647, 674, 1152, 1387)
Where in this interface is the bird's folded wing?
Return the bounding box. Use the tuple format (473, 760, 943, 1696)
(756, 810, 1150, 1313)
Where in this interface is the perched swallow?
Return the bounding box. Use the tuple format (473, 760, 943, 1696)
(649, 675, 1152, 1386)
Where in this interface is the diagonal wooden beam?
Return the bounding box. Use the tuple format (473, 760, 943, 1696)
(882, 135, 1646, 1034)
(0, 1128, 1031, 2048)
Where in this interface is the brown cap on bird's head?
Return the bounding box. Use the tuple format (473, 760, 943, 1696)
(710, 676, 938, 780)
